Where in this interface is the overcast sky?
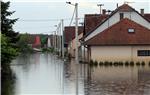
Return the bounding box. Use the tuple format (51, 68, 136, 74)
(4, 0, 150, 34)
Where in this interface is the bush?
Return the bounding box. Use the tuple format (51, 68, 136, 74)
(104, 61, 109, 66)
(90, 60, 94, 64)
(136, 62, 140, 66)
(109, 62, 113, 66)
(94, 60, 98, 66)
(114, 62, 119, 66)
(125, 61, 129, 66)
(130, 61, 134, 66)
(141, 61, 145, 66)
(118, 62, 123, 66)
(99, 62, 103, 66)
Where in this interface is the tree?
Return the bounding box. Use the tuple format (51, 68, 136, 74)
(1, 1, 19, 43)
(17, 33, 33, 53)
(1, 1, 19, 79)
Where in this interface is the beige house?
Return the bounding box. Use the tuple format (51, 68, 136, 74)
(64, 26, 83, 58)
(82, 4, 150, 63)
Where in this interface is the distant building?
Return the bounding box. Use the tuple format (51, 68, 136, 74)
(32, 36, 41, 48)
(64, 26, 83, 57)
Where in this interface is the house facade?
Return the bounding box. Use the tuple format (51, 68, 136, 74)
(82, 4, 150, 63)
(64, 26, 83, 57)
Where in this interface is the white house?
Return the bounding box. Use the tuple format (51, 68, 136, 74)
(82, 4, 150, 63)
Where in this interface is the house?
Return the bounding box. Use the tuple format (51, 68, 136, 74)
(64, 26, 83, 57)
(81, 13, 109, 61)
(82, 4, 150, 63)
(32, 36, 41, 48)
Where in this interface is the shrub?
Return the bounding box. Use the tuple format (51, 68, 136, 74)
(114, 62, 119, 66)
(125, 61, 129, 66)
(136, 62, 140, 66)
(94, 60, 98, 66)
(109, 62, 113, 66)
(104, 61, 109, 66)
(99, 62, 103, 66)
(118, 61, 123, 66)
(130, 61, 134, 66)
(141, 61, 145, 66)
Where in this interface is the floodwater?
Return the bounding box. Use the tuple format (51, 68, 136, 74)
(8, 53, 150, 95)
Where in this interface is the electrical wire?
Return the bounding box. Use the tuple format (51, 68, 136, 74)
(69, 7, 76, 26)
(18, 18, 72, 22)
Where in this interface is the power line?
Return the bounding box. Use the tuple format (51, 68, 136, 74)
(17, 18, 83, 22)
(69, 7, 76, 26)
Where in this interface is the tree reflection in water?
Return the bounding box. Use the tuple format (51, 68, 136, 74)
(1, 70, 16, 95)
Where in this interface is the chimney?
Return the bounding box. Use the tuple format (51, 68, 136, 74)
(140, 9, 144, 16)
(102, 9, 106, 15)
(116, 3, 118, 8)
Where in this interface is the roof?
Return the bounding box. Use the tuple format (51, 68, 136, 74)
(64, 26, 83, 44)
(144, 14, 150, 21)
(83, 14, 108, 35)
(84, 18, 150, 46)
(82, 4, 150, 40)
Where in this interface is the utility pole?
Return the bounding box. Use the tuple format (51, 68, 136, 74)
(75, 3, 79, 64)
(61, 19, 64, 58)
(66, 2, 79, 63)
(59, 23, 61, 57)
(66, 3, 79, 95)
(97, 3, 104, 14)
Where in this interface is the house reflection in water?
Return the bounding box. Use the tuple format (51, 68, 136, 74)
(85, 66, 150, 95)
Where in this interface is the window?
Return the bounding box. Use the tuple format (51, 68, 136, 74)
(120, 13, 124, 20)
(137, 50, 150, 56)
(128, 28, 135, 33)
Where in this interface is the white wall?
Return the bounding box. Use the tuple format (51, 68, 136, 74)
(85, 11, 150, 41)
(90, 46, 150, 63)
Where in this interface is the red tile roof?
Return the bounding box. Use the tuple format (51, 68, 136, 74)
(64, 26, 83, 44)
(82, 4, 150, 40)
(85, 18, 150, 46)
(144, 14, 150, 21)
(84, 14, 108, 35)
(117, 4, 134, 12)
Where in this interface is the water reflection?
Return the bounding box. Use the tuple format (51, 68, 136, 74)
(1, 71, 16, 95)
(9, 53, 150, 95)
(85, 66, 150, 95)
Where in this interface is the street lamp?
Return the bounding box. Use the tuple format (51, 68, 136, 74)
(66, 2, 79, 64)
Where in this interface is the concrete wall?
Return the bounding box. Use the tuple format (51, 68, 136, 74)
(90, 46, 150, 62)
(85, 11, 150, 41)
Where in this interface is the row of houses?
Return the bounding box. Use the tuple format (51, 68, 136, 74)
(64, 4, 150, 63)
(20, 34, 53, 48)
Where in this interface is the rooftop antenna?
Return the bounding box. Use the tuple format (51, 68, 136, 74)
(97, 3, 104, 14)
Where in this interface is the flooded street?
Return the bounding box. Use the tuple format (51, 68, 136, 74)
(10, 53, 150, 95)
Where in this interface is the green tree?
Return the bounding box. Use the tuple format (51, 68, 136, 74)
(1, 1, 19, 43)
(17, 33, 33, 53)
(1, 1, 19, 94)
(1, 1, 19, 79)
